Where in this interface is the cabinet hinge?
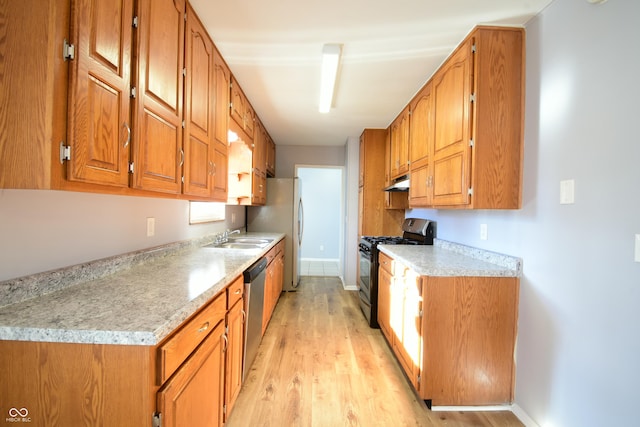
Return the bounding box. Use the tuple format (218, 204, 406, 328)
(132, 16, 138, 28)
(419, 309, 423, 318)
(223, 404, 227, 415)
(182, 68, 186, 77)
(131, 87, 137, 98)
(417, 375, 421, 385)
(469, 139, 474, 147)
(470, 93, 476, 103)
(468, 187, 474, 196)
(471, 43, 476, 53)
(129, 162, 134, 174)
(182, 121, 186, 129)
(152, 412, 162, 427)
(63, 39, 75, 61)
(59, 142, 71, 163)
(184, 12, 187, 22)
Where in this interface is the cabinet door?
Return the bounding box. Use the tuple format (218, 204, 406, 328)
(409, 165, 430, 208)
(157, 321, 225, 427)
(390, 106, 410, 179)
(212, 147, 228, 201)
(230, 78, 246, 130)
(408, 82, 433, 207)
(212, 48, 230, 202)
(225, 299, 245, 420)
(431, 41, 472, 206)
(67, 0, 133, 187)
(409, 83, 432, 170)
(394, 271, 422, 389)
(377, 267, 393, 343)
(131, 0, 185, 194)
(183, 6, 214, 198)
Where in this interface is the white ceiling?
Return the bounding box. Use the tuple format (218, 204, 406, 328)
(190, 0, 553, 147)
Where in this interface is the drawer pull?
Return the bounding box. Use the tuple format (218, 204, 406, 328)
(234, 288, 242, 294)
(197, 322, 210, 333)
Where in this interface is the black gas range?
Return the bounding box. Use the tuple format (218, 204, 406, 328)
(358, 218, 435, 328)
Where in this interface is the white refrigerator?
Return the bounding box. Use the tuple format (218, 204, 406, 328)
(247, 178, 303, 291)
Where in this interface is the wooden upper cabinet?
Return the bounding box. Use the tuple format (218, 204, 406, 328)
(66, 0, 134, 187)
(408, 82, 434, 207)
(230, 77, 254, 139)
(431, 39, 473, 207)
(266, 135, 276, 177)
(389, 106, 410, 180)
(131, 0, 185, 194)
(409, 83, 433, 171)
(430, 26, 524, 209)
(182, 5, 214, 198)
(212, 47, 230, 201)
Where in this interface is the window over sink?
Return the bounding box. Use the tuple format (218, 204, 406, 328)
(189, 202, 225, 224)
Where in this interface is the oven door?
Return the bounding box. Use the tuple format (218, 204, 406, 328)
(358, 248, 372, 297)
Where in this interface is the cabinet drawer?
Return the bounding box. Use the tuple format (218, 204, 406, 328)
(228, 275, 244, 308)
(158, 293, 226, 384)
(379, 252, 395, 275)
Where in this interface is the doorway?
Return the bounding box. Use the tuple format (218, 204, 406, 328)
(295, 165, 345, 281)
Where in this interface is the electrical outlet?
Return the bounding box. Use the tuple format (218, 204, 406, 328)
(320, 245, 324, 251)
(231, 213, 236, 224)
(635, 234, 640, 263)
(560, 179, 575, 204)
(480, 224, 488, 240)
(146, 217, 155, 237)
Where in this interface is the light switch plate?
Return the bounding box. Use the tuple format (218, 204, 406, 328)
(560, 179, 575, 204)
(635, 234, 640, 263)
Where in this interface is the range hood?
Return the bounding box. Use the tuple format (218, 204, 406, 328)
(384, 175, 410, 192)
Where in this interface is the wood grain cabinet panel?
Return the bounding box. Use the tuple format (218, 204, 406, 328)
(183, 5, 215, 198)
(357, 129, 404, 238)
(66, 0, 134, 187)
(157, 321, 226, 427)
(225, 289, 245, 418)
(401, 25, 524, 209)
(131, 0, 185, 194)
(157, 292, 226, 384)
(377, 252, 519, 406)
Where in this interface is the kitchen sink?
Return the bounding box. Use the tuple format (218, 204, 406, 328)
(203, 237, 273, 250)
(227, 237, 273, 245)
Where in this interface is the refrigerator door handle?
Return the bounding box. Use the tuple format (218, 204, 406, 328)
(298, 198, 304, 245)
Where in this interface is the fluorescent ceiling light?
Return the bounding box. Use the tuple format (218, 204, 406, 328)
(319, 44, 342, 113)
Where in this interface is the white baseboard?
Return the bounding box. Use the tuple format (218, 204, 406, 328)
(511, 404, 540, 427)
(431, 404, 512, 412)
(432, 404, 539, 427)
(300, 257, 340, 263)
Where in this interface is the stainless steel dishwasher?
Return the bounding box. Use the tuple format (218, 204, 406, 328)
(242, 257, 267, 381)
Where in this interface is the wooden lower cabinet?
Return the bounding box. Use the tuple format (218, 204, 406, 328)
(224, 296, 245, 419)
(263, 240, 285, 334)
(377, 253, 519, 406)
(0, 276, 247, 427)
(157, 321, 226, 427)
(0, 341, 155, 427)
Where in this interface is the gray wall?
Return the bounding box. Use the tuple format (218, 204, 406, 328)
(0, 190, 244, 281)
(275, 145, 345, 178)
(407, 1, 640, 425)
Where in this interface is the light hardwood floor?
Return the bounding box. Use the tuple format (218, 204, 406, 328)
(225, 276, 524, 427)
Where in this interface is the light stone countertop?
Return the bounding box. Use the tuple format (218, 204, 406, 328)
(378, 239, 522, 277)
(0, 232, 284, 346)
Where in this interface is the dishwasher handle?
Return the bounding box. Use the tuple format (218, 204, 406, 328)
(243, 257, 268, 282)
